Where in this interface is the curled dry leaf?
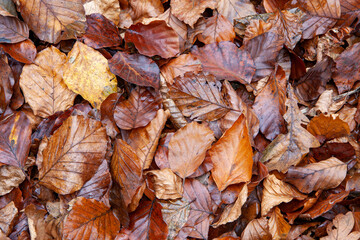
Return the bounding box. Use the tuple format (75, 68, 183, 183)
(63, 197, 120, 240)
(212, 184, 248, 227)
(0, 112, 31, 168)
(0, 57, 14, 115)
(17, 0, 86, 43)
(81, 13, 122, 49)
(321, 212, 360, 240)
(0, 165, 25, 196)
(114, 87, 161, 130)
(268, 207, 291, 240)
(125, 20, 179, 59)
(100, 92, 122, 138)
(37, 115, 108, 195)
(217, 0, 256, 24)
(253, 65, 286, 141)
(146, 168, 183, 200)
(209, 114, 253, 191)
(0, 201, 18, 236)
(307, 113, 350, 141)
(109, 51, 160, 89)
(0, 15, 29, 43)
(192, 41, 255, 85)
(241, 217, 272, 240)
(170, 0, 216, 28)
(169, 72, 230, 121)
(0, 39, 37, 64)
(168, 121, 214, 178)
(261, 174, 307, 216)
(261, 89, 320, 173)
(332, 42, 360, 94)
(285, 157, 347, 194)
(111, 138, 143, 209)
(127, 109, 169, 170)
(83, 0, 121, 26)
(63, 41, 117, 109)
(20, 46, 77, 118)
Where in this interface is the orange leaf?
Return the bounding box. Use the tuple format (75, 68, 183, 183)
(307, 113, 350, 140)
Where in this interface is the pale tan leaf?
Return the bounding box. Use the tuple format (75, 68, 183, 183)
(268, 207, 291, 240)
(146, 168, 183, 200)
(63, 41, 117, 109)
(285, 157, 347, 194)
(168, 122, 214, 178)
(217, 0, 256, 24)
(127, 109, 170, 170)
(0, 202, 18, 236)
(37, 115, 108, 194)
(209, 114, 253, 191)
(261, 174, 307, 216)
(17, 0, 86, 43)
(241, 217, 272, 240)
(0, 165, 25, 196)
(321, 212, 360, 240)
(83, 0, 120, 25)
(20, 46, 76, 118)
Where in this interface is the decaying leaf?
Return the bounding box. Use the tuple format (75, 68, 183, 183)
(63, 41, 117, 109)
(321, 212, 360, 240)
(241, 217, 272, 240)
(0, 56, 14, 114)
(268, 207, 291, 240)
(0, 201, 18, 236)
(0, 15, 29, 43)
(0, 165, 25, 196)
(146, 168, 183, 199)
(83, 0, 121, 26)
(217, 0, 256, 24)
(0, 39, 36, 64)
(307, 113, 350, 140)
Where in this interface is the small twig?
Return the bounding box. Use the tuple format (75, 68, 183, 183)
(333, 86, 360, 101)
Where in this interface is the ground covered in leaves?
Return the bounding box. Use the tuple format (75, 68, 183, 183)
(1, 0, 360, 239)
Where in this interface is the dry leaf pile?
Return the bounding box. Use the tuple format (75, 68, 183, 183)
(1, 0, 360, 239)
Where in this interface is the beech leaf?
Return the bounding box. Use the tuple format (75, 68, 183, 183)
(146, 168, 183, 200)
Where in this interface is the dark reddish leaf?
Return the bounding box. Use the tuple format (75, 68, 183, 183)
(337, 0, 360, 27)
(263, 0, 291, 12)
(0, 57, 14, 115)
(81, 13, 121, 49)
(192, 41, 255, 84)
(0, 39, 36, 64)
(109, 51, 160, 89)
(100, 92, 123, 138)
(114, 87, 161, 130)
(0, 15, 29, 43)
(311, 142, 355, 162)
(125, 20, 179, 58)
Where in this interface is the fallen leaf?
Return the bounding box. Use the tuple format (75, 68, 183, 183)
(111, 138, 143, 209)
(337, 0, 360, 27)
(0, 165, 25, 196)
(63, 197, 120, 240)
(217, 0, 256, 24)
(109, 51, 160, 89)
(81, 13, 122, 49)
(0, 39, 36, 64)
(83, 0, 120, 26)
(268, 207, 291, 240)
(168, 121, 214, 178)
(321, 212, 360, 240)
(0, 201, 18, 236)
(0, 57, 14, 115)
(253, 65, 287, 140)
(146, 168, 183, 199)
(209, 114, 253, 191)
(170, 0, 216, 28)
(100, 92, 122, 138)
(17, 0, 86, 43)
(0, 0, 17, 16)
(125, 19, 179, 58)
(241, 217, 272, 240)
(37, 115, 108, 194)
(285, 157, 347, 194)
(244, 19, 273, 44)
(0, 15, 29, 43)
(63, 41, 118, 109)
(20, 46, 77, 118)
(169, 72, 230, 121)
(261, 174, 307, 216)
(263, 0, 291, 12)
(192, 41, 255, 85)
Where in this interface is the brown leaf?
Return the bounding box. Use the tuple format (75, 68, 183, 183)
(0, 112, 31, 168)
(260, 88, 320, 173)
(168, 121, 214, 178)
(160, 53, 202, 85)
(125, 19, 179, 58)
(0, 201, 18, 236)
(63, 41, 117, 109)
(127, 109, 169, 170)
(212, 184, 248, 227)
(81, 13, 122, 49)
(0, 39, 36, 64)
(299, 0, 341, 39)
(169, 72, 231, 121)
(114, 87, 161, 130)
(192, 41, 255, 85)
(337, 0, 360, 27)
(262, 174, 307, 216)
(63, 197, 120, 240)
(321, 212, 360, 240)
(268, 207, 291, 240)
(217, 0, 256, 24)
(195, 12, 235, 45)
(241, 217, 272, 240)
(120, 200, 168, 240)
(0, 57, 14, 115)
(253, 65, 287, 140)
(209, 114, 253, 191)
(17, 0, 86, 43)
(109, 51, 160, 89)
(170, 0, 216, 28)
(111, 138, 143, 209)
(84, 0, 121, 26)
(0, 15, 29, 43)
(307, 114, 350, 141)
(263, 0, 291, 12)
(244, 19, 273, 44)
(285, 157, 347, 194)
(146, 168, 183, 199)
(243, 32, 284, 81)
(100, 92, 122, 138)
(332, 42, 360, 94)
(0, 165, 25, 196)
(20, 46, 77, 118)
(37, 115, 108, 194)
